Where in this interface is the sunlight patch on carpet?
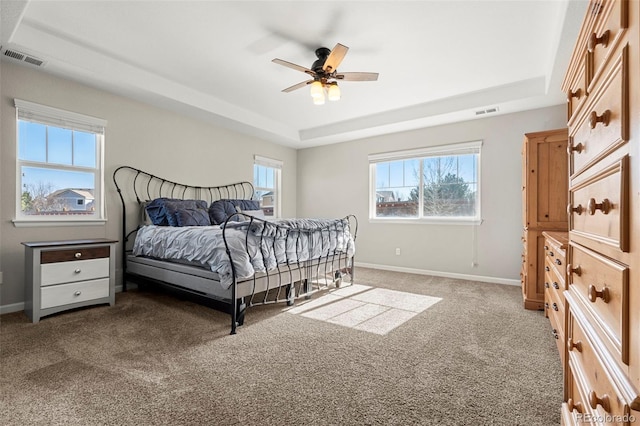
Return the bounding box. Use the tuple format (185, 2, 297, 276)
(285, 284, 442, 335)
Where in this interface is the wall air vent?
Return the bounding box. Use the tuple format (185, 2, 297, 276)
(1, 47, 46, 68)
(475, 106, 499, 116)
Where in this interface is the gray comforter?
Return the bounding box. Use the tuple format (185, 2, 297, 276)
(132, 218, 355, 288)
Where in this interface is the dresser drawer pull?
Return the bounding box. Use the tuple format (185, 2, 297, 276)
(567, 142, 584, 154)
(74, 252, 82, 259)
(555, 259, 562, 266)
(552, 302, 559, 311)
(74, 269, 81, 274)
(568, 203, 583, 215)
(567, 89, 582, 102)
(551, 329, 559, 340)
(588, 284, 610, 303)
(589, 109, 611, 129)
(549, 251, 554, 257)
(553, 282, 560, 290)
(544, 245, 549, 250)
(567, 337, 583, 353)
(587, 30, 609, 53)
(74, 291, 82, 296)
(567, 264, 581, 277)
(567, 398, 583, 414)
(587, 197, 611, 215)
(545, 282, 550, 289)
(588, 391, 611, 413)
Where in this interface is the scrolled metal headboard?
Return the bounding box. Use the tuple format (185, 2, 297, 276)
(112, 165, 255, 290)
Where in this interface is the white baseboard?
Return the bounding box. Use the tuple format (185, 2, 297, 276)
(1, 285, 126, 316)
(354, 262, 521, 287)
(0, 301, 25, 315)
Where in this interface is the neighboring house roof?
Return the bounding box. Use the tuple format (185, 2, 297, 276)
(376, 191, 396, 201)
(49, 188, 95, 201)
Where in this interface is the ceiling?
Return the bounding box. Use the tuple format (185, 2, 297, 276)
(1, 0, 588, 148)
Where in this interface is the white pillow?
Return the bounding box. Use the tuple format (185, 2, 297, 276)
(241, 209, 266, 219)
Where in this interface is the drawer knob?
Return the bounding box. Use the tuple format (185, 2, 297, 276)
(587, 30, 609, 53)
(545, 282, 550, 289)
(74, 291, 82, 296)
(552, 302, 559, 311)
(551, 329, 559, 339)
(555, 258, 562, 266)
(74, 252, 82, 259)
(544, 245, 549, 250)
(588, 390, 611, 412)
(567, 337, 583, 353)
(567, 264, 581, 277)
(566, 89, 582, 102)
(74, 269, 81, 274)
(545, 266, 550, 272)
(567, 203, 584, 215)
(549, 251, 554, 257)
(587, 197, 611, 215)
(567, 398, 583, 413)
(553, 282, 560, 290)
(589, 109, 610, 129)
(567, 142, 584, 154)
(588, 285, 610, 303)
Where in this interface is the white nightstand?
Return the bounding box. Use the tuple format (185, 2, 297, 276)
(22, 239, 117, 323)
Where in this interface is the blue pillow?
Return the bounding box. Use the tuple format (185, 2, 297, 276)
(174, 207, 211, 226)
(208, 200, 239, 225)
(145, 198, 207, 226)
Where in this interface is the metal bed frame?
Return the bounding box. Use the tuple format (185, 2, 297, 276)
(113, 166, 357, 334)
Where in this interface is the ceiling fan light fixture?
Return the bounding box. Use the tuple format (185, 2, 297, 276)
(313, 93, 326, 105)
(310, 80, 324, 99)
(327, 82, 341, 101)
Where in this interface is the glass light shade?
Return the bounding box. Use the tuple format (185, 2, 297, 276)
(327, 83, 341, 101)
(313, 93, 326, 105)
(310, 81, 324, 99)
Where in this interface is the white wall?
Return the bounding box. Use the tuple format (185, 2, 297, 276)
(296, 105, 567, 283)
(0, 60, 297, 308)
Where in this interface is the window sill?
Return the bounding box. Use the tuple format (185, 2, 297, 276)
(13, 219, 107, 228)
(369, 217, 483, 226)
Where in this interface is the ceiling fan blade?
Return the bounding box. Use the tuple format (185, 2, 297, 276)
(282, 80, 313, 93)
(272, 58, 316, 76)
(323, 43, 348, 72)
(335, 72, 379, 81)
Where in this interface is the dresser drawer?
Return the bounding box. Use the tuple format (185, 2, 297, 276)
(567, 242, 629, 364)
(585, 0, 628, 90)
(567, 305, 632, 423)
(569, 48, 628, 177)
(569, 155, 629, 251)
(41, 246, 110, 263)
(41, 258, 110, 287)
(41, 278, 110, 309)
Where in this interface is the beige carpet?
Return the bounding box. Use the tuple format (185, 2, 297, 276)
(0, 268, 562, 425)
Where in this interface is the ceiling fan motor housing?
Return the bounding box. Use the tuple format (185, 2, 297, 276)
(312, 47, 331, 74)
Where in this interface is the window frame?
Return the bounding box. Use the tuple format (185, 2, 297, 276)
(369, 141, 482, 225)
(13, 99, 107, 227)
(253, 155, 282, 219)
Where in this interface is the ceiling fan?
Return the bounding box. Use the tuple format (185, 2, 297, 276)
(272, 43, 379, 105)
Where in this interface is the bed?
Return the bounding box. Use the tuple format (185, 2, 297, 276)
(112, 166, 357, 334)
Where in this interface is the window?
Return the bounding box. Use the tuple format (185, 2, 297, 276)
(369, 141, 481, 223)
(253, 155, 282, 218)
(15, 99, 106, 225)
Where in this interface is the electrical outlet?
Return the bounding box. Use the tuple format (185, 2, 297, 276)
(395, 248, 401, 256)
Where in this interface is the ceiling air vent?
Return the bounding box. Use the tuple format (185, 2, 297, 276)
(1, 48, 46, 68)
(475, 106, 499, 116)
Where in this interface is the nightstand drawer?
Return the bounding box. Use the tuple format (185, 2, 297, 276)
(41, 246, 110, 263)
(41, 279, 110, 309)
(41, 258, 110, 286)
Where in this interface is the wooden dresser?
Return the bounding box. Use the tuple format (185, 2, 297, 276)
(543, 231, 569, 365)
(521, 129, 569, 310)
(561, 0, 639, 423)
